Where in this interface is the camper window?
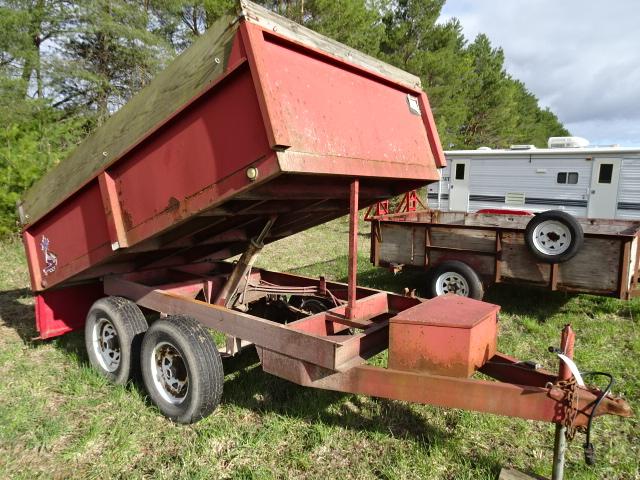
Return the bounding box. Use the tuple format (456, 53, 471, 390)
(455, 163, 466, 180)
(557, 172, 579, 184)
(598, 164, 613, 184)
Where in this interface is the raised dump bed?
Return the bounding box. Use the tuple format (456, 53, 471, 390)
(19, 0, 444, 296)
(19, 3, 631, 478)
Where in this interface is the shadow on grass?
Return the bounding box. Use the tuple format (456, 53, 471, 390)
(286, 255, 428, 295)
(350, 263, 585, 325)
(483, 284, 575, 322)
(293, 256, 587, 324)
(0, 287, 38, 343)
(218, 348, 461, 454)
(345, 267, 427, 296)
(51, 330, 475, 466)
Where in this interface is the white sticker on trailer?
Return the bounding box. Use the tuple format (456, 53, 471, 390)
(40, 235, 58, 275)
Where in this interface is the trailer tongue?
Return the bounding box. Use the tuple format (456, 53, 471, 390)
(20, 1, 631, 478)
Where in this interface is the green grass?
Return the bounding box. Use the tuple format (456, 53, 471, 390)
(0, 218, 638, 479)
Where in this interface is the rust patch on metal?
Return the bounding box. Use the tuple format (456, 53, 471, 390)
(165, 196, 181, 213)
(121, 207, 134, 231)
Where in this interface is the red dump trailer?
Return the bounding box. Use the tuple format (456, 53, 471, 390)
(19, 2, 630, 478)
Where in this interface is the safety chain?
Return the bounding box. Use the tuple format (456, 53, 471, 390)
(556, 376, 579, 439)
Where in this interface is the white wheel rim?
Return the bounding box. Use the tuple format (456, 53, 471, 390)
(92, 318, 121, 372)
(435, 272, 470, 296)
(151, 342, 189, 405)
(532, 220, 572, 256)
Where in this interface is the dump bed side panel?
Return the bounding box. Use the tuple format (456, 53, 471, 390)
(243, 24, 442, 179)
(20, 13, 242, 226)
(259, 33, 436, 169)
(111, 63, 271, 241)
(24, 61, 274, 290)
(25, 183, 112, 290)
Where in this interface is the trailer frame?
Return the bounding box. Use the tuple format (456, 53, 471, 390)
(94, 258, 629, 428)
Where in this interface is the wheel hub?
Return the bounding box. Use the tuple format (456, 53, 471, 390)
(92, 318, 121, 372)
(435, 272, 469, 297)
(153, 342, 189, 404)
(532, 220, 572, 255)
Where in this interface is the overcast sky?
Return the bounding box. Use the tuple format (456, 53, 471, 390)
(439, 0, 640, 146)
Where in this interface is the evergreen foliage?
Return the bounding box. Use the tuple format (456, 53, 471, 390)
(0, 0, 569, 235)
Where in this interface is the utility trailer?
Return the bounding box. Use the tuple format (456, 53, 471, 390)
(19, 2, 631, 478)
(369, 199, 640, 300)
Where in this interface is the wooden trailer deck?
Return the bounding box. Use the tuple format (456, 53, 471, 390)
(371, 209, 640, 299)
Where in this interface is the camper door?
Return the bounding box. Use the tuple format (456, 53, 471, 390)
(449, 159, 470, 212)
(588, 158, 621, 219)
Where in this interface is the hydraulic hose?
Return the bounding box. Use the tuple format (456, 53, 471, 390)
(579, 371, 615, 465)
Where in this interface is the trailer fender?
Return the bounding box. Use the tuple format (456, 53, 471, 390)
(34, 282, 104, 339)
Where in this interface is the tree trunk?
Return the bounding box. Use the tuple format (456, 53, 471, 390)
(21, 0, 46, 99)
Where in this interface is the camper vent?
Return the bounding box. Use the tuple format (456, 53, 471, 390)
(505, 192, 526, 206)
(548, 136, 590, 149)
(510, 144, 536, 150)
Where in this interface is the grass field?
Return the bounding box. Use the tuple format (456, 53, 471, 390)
(0, 218, 638, 479)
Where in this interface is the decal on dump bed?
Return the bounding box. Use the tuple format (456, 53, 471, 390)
(40, 236, 58, 275)
(406, 94, 421, 116)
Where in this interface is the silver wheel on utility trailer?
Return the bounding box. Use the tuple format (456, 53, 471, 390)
(428, 260, 484, 300)
(140, 315, 223, 424)
(525, 210, 584, 263)
(85, 296, 149, 385)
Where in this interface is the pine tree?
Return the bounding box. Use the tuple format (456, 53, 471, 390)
(51, 0, 169, 122)
(508, 80, 569, 147)
(246, 0, 384, 55)
(0, 0, 70, 99)
(380, 0, 474, 147)
(148, 0, 234, 51)
(461, 34, 518, 148)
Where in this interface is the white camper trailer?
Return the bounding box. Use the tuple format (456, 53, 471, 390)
(428, 137, 640, 220)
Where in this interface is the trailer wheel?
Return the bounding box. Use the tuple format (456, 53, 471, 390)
(525, 210, 584, 263)
(85, 296, 148, 385)
(141, 315, 223, 424)
(429, 261, 484, 300)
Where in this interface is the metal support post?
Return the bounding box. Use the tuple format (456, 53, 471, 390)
(346, 179, 359, 319)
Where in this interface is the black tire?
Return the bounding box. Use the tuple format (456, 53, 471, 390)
(85, 296, 148, 385)
(428, 260, 484, 300)
(525, 210, 584, 263)
(141, 315, 223, 424)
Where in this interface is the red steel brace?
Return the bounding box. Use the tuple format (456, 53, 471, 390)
(346, 179, 359, 319)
